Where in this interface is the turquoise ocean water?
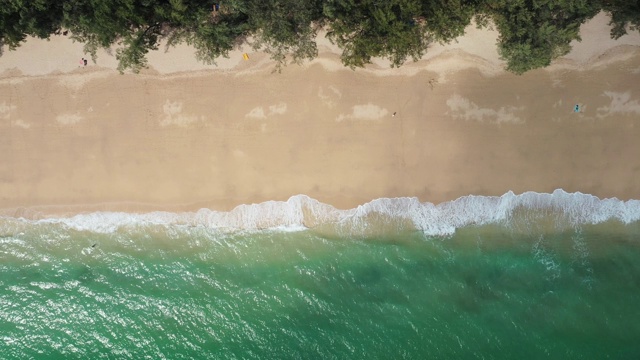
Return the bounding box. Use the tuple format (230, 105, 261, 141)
(1, 190, 640, 359)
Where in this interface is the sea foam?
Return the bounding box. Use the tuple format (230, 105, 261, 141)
(2, 189, 640, 236)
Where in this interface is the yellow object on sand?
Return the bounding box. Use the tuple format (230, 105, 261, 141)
(243, 53, 249, 61)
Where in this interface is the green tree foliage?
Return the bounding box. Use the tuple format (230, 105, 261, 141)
(63, 0, 184, 72)
(115, 24, 160, 73)
(420, 0, 479, 43)
(324, 0, 431, 68)
(485, 0, 599, 74)
(235, 0, 324, 71)
(153, 0, 250, 67)
(600, 0, 640, 39)
(0, 0, 63, 48)
(0, 0, 635, 74)
(177, 4, 250, 66)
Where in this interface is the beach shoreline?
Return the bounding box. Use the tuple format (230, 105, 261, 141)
(1, 13, 640, 217)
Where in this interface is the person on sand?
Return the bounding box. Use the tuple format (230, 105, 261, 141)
(392, 112, 396, 117)
(84, 58, 88, 66)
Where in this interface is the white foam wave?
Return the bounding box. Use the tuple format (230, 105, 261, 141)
(2, 189, 640, 236)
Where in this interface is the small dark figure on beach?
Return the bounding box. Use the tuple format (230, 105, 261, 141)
(392, 112, 396, 117)
(83, 58, 88, 66)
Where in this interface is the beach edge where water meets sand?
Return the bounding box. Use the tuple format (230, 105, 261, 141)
(1, 12, 640, 218)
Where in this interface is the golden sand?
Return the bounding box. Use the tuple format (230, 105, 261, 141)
(1, 13, 639, 216)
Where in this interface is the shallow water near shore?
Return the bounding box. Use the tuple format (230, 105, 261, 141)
(1, 192, 640, 359)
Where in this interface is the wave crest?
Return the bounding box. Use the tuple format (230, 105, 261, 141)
(2, 190, 639, 236)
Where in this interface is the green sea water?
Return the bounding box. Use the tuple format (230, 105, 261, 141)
(2, 192, 640, 359)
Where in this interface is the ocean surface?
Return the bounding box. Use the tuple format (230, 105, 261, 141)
(1, 190, 640, 359)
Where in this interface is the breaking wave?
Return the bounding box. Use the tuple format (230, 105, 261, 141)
(1, 189, 639, 236)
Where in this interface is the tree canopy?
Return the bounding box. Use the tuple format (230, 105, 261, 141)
(600, 0, 640, 40)
(482, 0, 600, 74)
(0, 0, 637, 74)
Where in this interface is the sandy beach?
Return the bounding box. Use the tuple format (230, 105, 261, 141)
(1, 12, 640, 216)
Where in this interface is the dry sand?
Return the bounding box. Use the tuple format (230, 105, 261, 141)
(1, 13, 640, 215)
